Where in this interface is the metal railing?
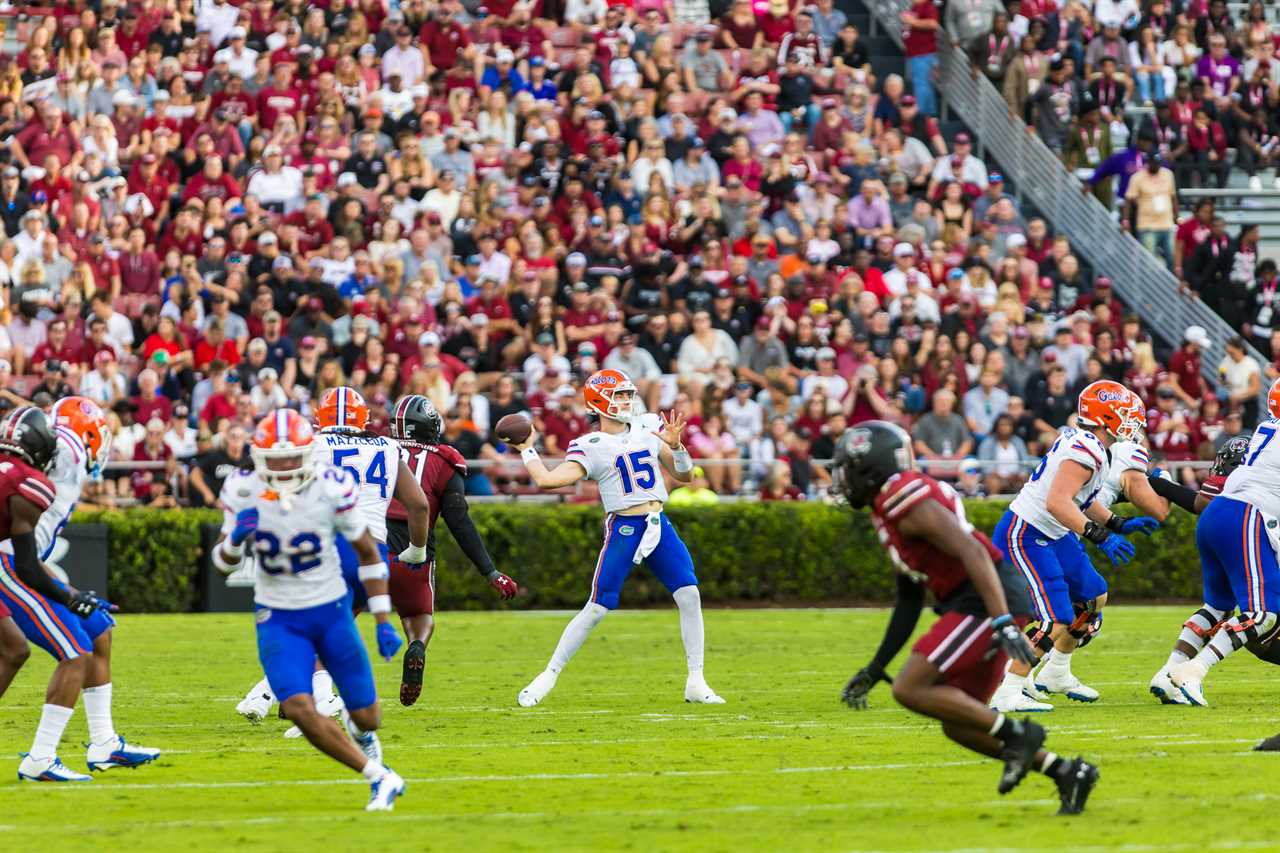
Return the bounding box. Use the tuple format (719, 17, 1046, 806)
(861, 0, 1272, 409)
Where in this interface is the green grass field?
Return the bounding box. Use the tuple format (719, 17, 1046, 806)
(0, 605, 1277, 853)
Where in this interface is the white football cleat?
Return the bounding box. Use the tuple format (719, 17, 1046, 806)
(285, 692, 346, 738)
(990, 681, 1053, 712)
(1022, 676, 1052, 702)
(1149, 668, 1191, 705)
(18, 754, 92, 782)
(1034, 669, 1100, 703)
(365, 769, 406, 812)
(85, 736, 161, 771)
(517, 670, 558, 707)
(684, 675, 726, 704)
(1169, 660, 1209, 706)
(236, 690, 274, 723)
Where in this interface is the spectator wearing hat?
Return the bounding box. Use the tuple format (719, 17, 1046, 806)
(80, 348, 127, 407)
(1026, 56, 1080, 154)
(163, 404, 198, 463)
(1170, 324, 1212, 406)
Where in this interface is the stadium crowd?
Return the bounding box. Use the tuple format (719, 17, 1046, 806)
(0, 0, 1267, 505)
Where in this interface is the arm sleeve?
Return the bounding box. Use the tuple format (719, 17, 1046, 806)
(438, 472, 497, 578)
(867, 574, 927, 674)
(1147, 473, 1199, 514)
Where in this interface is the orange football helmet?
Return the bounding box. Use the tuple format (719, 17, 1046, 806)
(1114, 391, 1148, 442)
(50, 396, 111, 472)
(315, 386, 369, 432)
(251, 409, 316, 494)
(1268, 377, 1280, 420)
(583, 369, 637, 421)
(1077, 380, 1142, 439)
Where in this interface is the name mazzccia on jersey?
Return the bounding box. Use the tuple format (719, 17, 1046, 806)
(320, 435, 387, 446)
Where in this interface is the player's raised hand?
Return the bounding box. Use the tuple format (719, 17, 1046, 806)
(488, 570, 518, 599)
(376, 622, 403, 661)
(511, 429, 539, 453)
(655, 410, 688, 449)
(229, 507, 259, 546)
(991, 615, 1038, 666)
(1097, 533, 1136, 565)
(842, 665, 890, 710)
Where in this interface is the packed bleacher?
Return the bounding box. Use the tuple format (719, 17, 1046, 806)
(0, 0, 1266, 506)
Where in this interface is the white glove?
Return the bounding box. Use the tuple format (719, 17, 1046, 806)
(399, 543, 428, 565)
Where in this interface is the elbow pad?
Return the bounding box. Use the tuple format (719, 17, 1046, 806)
(1146, 474, 1199, 514)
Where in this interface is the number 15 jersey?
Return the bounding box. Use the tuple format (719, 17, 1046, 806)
(566, 416, 669, 514)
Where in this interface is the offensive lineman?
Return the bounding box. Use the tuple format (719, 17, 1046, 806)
(835, 420, 1098, 815)
(385, 394, 518, 706)
(213, 409, 405, 811)
(990, 381, 1158, 711)
(510, 369, 724, 707)
(236, 387, 429, 724)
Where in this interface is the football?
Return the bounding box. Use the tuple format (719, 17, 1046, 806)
(494, 413, 533, 445)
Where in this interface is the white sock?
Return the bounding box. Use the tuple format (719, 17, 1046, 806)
(82, 683, 116, 746)
(1164, 649, 1190, 669)
(344, 713, 370, 740)
(999, 667, 1025, 689)
(1191, 623, 1240, 673)
(360, 759, 387, 781)
(548, 603, 609, 673)
(30, 704, 74, 761)
(673, 586, 705, 675)
(313, 669, 335, 701)
(1043, 648, 1072, 674)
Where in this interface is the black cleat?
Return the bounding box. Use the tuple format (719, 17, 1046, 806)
(1254, 733, 1280, 752)
(400, 640, 426, 706)
(1055, 758, 1099, 815)
(998, 719, 1046, 795)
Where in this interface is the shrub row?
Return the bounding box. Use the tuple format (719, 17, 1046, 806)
(71, 501, 1203, 613)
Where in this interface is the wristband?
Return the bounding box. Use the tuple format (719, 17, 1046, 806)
(212, 541, 244, 574)
(1104, 514, 1126, 533)
(358, 561, 389, 582)
(991, 613, 1013, 629)
(672, 447, 692, 473)
(1082, 520, 1109, 544)
(368, 594, 392, 615)
(520, 446, 539, 464)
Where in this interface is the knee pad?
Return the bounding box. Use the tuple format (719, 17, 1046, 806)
(1069, 601, 1103, 646)
(1224, 612, 1280, 650)
(1183, 605, 1229, 638)
(1025, 621, 1054, 654)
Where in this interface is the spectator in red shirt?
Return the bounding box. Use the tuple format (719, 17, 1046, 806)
(193, 318, 243, 373)
(1147, 385, 1202, 481)
(129, 417, 178, 506)
(131, 368, 173, 426)
(199, 366, 240, 431)
(541, 384, 589, 454)
(182, 156, 242, 206)
(1169, 324, 1211, 407)
(30, 318, 82, 373)
(901, 0, 940, 117)
(13, 103, 82, 172)
(760, 459, 806, 500)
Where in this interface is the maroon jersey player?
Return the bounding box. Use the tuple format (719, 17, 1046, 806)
(833, 421, 1099, 816)
(385, 395, 517, 706)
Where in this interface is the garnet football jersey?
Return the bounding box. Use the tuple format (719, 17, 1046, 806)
(871, 471, 1002, 604)
(0, 455, 55, 542)
(387, 441, 467, 528)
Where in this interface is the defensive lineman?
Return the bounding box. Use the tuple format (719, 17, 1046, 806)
(236, 387, 429, 725)
(990, 381, 1158, 711)
(213, 409, 405, 810)
(511, 369, 724, 706)
(835, 421, 1098, 815)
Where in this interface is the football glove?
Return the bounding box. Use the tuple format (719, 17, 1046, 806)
(842, 665, 891, 710)
(991, 614, 1038, 666)
(398, 543, 428, 566)
(67, 590, 114, 618)
(1107, 515, 1159, 536)
(229, 508, 259, 546)
(376, 622, 403, 661)
(488, 571, 518, 599)
(1096, 533, 1136, 565)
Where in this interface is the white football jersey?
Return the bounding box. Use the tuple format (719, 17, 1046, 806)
(1095, 440, 1151, 510)
(219, 464, 366, 610)
(1222, 418, 1280, 518)
(314, 430, 400, 544)
(565, 415, 669, 514)
(1008, 427, 1110, 539)
(36, 426, 92, 561)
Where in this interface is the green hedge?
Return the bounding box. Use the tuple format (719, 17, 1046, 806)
(71, 501, 1204, 612)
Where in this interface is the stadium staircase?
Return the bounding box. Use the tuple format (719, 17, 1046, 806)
(839, 0, 1271, 402)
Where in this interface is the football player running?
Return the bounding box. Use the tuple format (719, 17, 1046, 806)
(33, 397, 160, 771)
(236, 387, 429, 726)
(1152, 378, 1280, 707)
(510, 369, 724, 707)
(385, 395, 518, 706)
(835, 421, 1098, 815)
(213, 409, 405, 811)
(990, 381, 1159, 712)
(0, 408, 116, 782)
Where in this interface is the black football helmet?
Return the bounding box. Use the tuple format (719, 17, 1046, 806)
(832, 420, 915, 508)
(1212, 433, 1252, 478)
(390, 394, 443, 445)
(0, 406, 57, 472)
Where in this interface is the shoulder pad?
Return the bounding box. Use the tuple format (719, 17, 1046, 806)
(435, 442, 468, 474)
(1111, 441, 1151, 473)
(316, 464, 359, 509)
(876, 471, 935, 519)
